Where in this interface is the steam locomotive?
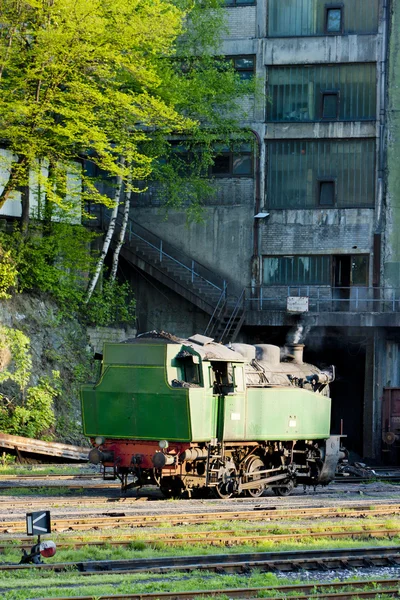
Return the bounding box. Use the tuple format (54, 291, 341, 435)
(81, 332, 343, 497)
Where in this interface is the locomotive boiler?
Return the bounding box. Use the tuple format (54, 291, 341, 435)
(81, 332, 343, 497)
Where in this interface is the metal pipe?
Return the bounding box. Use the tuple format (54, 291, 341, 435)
(152, 453, 175, 468)
(180, 448, 208, 462)
(88, 448, 114, 465)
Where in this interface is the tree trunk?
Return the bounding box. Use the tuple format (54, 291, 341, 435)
(0, 155, 28, 208)
(20, 184, 30, 234)
(43, 160, 56, 235)
(110, 184, 131, 282)
(85, 167, 125, 303)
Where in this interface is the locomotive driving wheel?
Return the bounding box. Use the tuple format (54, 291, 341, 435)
(213, 465, 237, 499)
(244, 456, 265, 497)
(273, 479, 294, 496)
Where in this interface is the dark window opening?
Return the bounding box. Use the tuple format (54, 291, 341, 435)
(210, 143, 253, 178)
(211, 362, 235, 395)
(325, 6, 343, 33)
(230, 56, 255, 80)
(318, 179, 336, 206)
(224, 0, 255, 6)
(212, 154, 231, 175)
(174, 351, 201, 386)
(321, 91, 339, 119)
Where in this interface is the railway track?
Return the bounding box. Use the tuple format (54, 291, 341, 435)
(3, 545, 400, 574)
(4, 523, 400, 551)
(2, 503, 400, 532)
(28, 579, 400, 600)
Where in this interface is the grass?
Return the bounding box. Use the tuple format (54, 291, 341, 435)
(0, 464, 95, 476)
(0, 567, 396, 600)
(2, 528, 400, 564)
(0, 487, 88, 496)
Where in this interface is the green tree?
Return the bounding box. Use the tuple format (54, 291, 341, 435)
(0, 0, 252, 308)
(0, 0, 192, 229)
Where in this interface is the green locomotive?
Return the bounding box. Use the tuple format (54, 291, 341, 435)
(81, 332, 343, 497)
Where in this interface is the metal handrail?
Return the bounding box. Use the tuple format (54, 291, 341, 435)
(103, 210, 227, 295)
(246, 286, 400, 313)
(204, 289, 227, 338)
(220, 288, 246, 342)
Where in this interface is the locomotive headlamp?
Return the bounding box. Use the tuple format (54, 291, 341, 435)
(159, 440, 169, 449)
(95, 436, 105, 446)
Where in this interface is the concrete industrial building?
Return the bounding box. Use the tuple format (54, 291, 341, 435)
(106, 0, 399, 463)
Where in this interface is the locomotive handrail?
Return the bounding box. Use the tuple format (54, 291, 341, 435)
(246, 286, 400, 313)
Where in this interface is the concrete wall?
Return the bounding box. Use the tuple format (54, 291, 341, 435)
(260, 209, 374, 256)
(264, 35, 378, 65)
(87, 326, 137, 354)
(133, 181, 254, 290)
(126, 267, 209, 338)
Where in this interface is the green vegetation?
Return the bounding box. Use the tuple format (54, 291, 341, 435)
(0, 544, 398, 599)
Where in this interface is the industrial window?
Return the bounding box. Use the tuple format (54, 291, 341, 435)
(321, 92, 339, 119)
(266, 139, 375, 209)
(229, 56, 255, 80)
(268, 0, 378, 36)
(325, 6, 343, 33)
(266, 64, 376, 122)
(210, 143, 253, 177)
(263, 256, 331, 286)
(224, 0, 255, 5)
(318, 179, 336, 206)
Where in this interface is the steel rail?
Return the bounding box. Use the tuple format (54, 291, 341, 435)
(2, 545, 400, 574)
(32, 579, 400, 600)
(4, 525, 400, 551)
(2, 504, 400, 533)
(0, 473, 102, 480)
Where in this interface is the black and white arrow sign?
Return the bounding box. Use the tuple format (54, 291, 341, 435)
(26, 511, 51, 536)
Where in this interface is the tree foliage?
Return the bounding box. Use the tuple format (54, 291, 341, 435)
(0, 325, 57, 439)
(0, 0, 251, 217)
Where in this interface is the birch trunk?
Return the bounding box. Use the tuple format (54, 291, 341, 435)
(110, 185, 131, 281)
(0, 155, 28, 208)
(85, 167, 125, 303)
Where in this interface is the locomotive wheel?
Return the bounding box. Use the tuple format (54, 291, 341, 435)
(245, 456, 265, 497)
(214, 467, 237, 499)
(160, 477, 183, 499)
(273, 479, 294, 497)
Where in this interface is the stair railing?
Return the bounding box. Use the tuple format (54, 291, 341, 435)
(204, 287, 227, 338)
(219, 288, 246, 344)
(104, 210, 226, 295)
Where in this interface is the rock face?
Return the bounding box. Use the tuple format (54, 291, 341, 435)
(0, 294, 134, 445)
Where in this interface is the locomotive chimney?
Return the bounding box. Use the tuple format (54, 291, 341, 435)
(286, 343, 304, 364)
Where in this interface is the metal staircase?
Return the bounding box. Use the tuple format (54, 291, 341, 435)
(108, 213, 245, 343)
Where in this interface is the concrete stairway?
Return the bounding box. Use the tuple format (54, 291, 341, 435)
(112, 215, 245, 343)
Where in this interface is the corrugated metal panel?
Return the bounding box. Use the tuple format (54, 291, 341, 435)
(268, 0, 379, 37)
(267, 64, 376, 122)
(267, 139, 375, 209)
